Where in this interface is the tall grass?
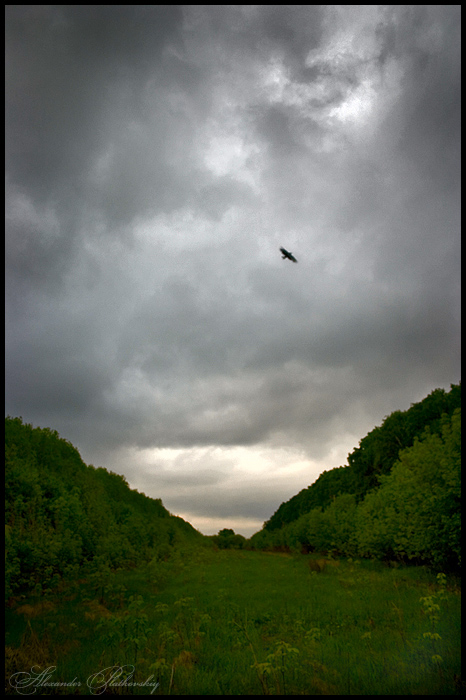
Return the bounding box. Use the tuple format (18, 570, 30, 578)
(5, 549, 461, 695)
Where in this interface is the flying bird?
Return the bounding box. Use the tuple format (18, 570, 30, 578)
(280, 247, 298, 263)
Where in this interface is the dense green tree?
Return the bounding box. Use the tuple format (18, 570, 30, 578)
(248, 527, 274, 550)
(323, 494, 358, 555)
(305, 508, 328, 552)
(262, 383, 460, 533)
(349, 385, 461, 501)
(356, 409, 461, 569)
(264, 465, 354, 531)
(248, 384, 461, 571)
(5, 417, 207, 599)
(212, 528, 246, 549)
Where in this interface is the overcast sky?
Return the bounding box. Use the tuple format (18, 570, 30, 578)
(6, 6, 461, 537)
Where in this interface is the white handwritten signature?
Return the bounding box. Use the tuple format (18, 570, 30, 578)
(9, 665, 160, 695)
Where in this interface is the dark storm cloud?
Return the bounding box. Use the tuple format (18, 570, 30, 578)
(5, 4, 193, 300)
(5, 6, 460, 535)
(5, 5, 184, 192)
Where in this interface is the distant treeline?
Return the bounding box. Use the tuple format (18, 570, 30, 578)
(249, 383, 461, 571)
(5, 417, 206, 600)
(209, 528, 247, 550)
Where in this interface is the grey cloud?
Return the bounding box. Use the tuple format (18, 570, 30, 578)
(142, 468, 227, 490)
(168, 488, 284, 524)
(5, 6, 460, 536)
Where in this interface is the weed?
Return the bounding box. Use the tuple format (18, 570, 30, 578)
(96, 595, 152, 668)
(264, 640, 300, 694)
(6, 621, 54, 694)
(419, 572, 449, 667)
(5, 552, 461, 695)
(233, 615, 270, 694)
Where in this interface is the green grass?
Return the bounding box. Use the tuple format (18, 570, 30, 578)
(5, 549, 462, 695)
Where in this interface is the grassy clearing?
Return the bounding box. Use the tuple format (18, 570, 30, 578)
(5, 549, 461, 695)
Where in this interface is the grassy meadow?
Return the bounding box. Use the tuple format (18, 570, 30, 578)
(5, 549, 461, 695)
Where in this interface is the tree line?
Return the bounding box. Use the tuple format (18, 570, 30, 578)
(5, 417, 205, 600)
(249, 384, 461, 571)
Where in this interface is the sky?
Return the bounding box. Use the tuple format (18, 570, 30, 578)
(5, 6, 461, 537)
